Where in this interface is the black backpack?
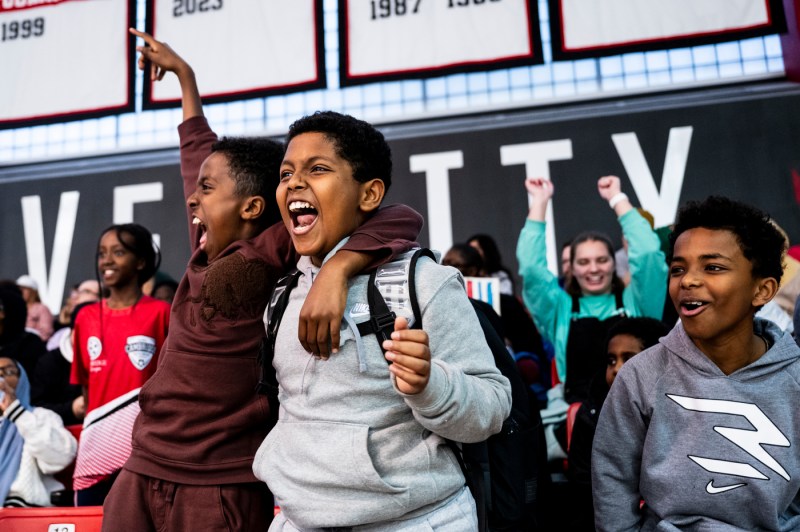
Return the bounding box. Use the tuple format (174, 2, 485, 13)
(258, 249, 541, 531)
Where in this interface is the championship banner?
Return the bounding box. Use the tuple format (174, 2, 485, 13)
(338, 0, 542, 86)
(549, 0, 787, 60)
(0, 0, 135, 129)
(143, 0, 325, 108)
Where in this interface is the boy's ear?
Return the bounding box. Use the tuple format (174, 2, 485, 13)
(241, 195, 266, 221)
(359, 178, 385, 214)
(752, 276, 779, 308)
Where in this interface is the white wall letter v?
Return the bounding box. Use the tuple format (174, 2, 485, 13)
(612, 126, 692, 228)
(21, 192, 80, 314)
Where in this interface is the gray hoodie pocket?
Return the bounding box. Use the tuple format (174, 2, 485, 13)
(256, 420, 411, 513)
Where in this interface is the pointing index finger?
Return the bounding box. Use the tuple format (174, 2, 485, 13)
(129, 27, 156, 47)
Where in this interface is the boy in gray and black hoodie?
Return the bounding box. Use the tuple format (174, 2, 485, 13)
(253, 111, 511, 531)
(592, 196, 800, 531)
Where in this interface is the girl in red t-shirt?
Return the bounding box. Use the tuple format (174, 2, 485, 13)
(71, 224, 171, 506)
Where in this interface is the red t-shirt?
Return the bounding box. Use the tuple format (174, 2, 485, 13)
(71, 296, 170, 414)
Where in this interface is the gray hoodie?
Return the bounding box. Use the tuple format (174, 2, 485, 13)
(253, 248, 512, 529)
(592, 318, 800, 531)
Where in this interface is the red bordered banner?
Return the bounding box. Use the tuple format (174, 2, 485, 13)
(143, 0, 325, 109)
(0, 0, 136, 130)
(338, 0, 542, 87)
(549, 0, 787, 60)
(0, 0, 70, 14)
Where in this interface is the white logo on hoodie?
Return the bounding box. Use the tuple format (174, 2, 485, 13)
(667, 394, 790, 493)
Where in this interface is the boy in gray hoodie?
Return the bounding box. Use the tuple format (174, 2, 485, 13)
(592, 196, 800, 531)
(252, 111, 512, 530)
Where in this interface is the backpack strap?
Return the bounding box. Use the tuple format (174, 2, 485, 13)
(356, 248, 437, 360)
(406, 248, 437, 329)
(256, 269, 302, 414)
(356, 270, 398, 358)
(614, 288, 626, 315)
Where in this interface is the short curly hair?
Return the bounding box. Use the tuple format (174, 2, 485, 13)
(286, 111, 392, 191)
(211, 136, 284, 227)
(606, 317, 670, 352)
(669, 196, 785, 284)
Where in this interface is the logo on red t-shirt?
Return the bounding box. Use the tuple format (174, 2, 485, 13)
(87, 336, 102, 360)
(126, 335, 156, 370)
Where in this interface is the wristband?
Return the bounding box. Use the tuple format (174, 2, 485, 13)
(608, 192, 628, 209)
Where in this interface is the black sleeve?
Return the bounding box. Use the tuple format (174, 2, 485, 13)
(31, 350, 83, 426)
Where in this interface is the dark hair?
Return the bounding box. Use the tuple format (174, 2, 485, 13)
(607, 317, 670, 352)
(669, 196, 785, 284)
(566, 231, 624, 297)
(287, 111, 392, 191)
(211, 136, 284, 227)
(467, 234, 506, 274)
(70, 301, 95, 328)
(444, 243, 484, 276)
(153, 278, 179, 293)
(0, 285, 26, 343)
(97, 224, 161, 287)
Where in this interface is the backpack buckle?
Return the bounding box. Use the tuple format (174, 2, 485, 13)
(370, 311, 397, 334)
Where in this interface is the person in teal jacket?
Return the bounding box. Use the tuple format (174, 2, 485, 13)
(516, 175, 667, 404)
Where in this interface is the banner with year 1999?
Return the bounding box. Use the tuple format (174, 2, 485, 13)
(0, 0, 136, 130)
(338, 0, 542, 86)
(143, 0, 325, 109)
(549, 0, 787, 60)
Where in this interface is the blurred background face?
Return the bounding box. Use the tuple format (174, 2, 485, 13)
(19, 286, 36, 304)
(605, 334, 644, 387)
(468, 239, 484, 260)
(76, 280, 100, 304)
(561, 245, 572, 277)
(572, 240, 615, 295)
(0, 357, 20, 391)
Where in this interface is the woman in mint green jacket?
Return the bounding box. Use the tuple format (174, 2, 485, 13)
(516, 175, 667, 404)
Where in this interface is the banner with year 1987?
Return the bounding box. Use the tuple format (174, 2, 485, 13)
(0, 0, 136, 129)
(143, 0, 325, 109)
(339, 0, 542, 86)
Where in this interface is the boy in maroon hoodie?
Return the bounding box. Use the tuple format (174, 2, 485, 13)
(101, 30, 422, 531)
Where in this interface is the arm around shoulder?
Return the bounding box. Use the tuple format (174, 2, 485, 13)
(342, 204, 423, 268)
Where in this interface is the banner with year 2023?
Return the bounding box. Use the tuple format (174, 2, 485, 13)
(0, 0, 136, 129)
(338, 0, 542, 86)
(143, 0, 325, 109)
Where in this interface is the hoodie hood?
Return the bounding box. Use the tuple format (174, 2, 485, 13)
(661, 317, 800, 380)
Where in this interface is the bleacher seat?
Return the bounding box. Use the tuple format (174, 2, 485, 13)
(0, 506, 103, 531)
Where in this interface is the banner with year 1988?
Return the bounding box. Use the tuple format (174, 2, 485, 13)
(0, 0, 136, 129)
(143, 0, 325, 109)
(338, 0, 542, 86)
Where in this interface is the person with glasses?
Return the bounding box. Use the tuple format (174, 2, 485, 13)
(0, 357, 77, 507)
